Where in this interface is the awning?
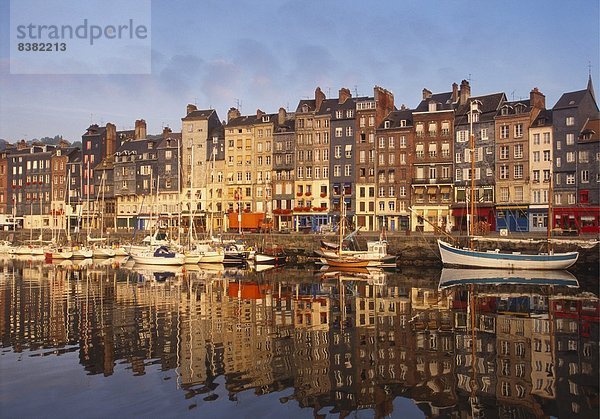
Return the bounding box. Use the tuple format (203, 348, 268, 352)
(345, 144, 352, 151)
(440, 186, 451, 193)
(414, 186, 425, 194)
(495, 205, 528, 210)
(427, 187, 437, 194)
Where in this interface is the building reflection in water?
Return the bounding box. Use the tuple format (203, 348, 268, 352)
(0, 257, 598, 417)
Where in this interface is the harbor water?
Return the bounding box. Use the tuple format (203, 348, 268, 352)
(0, 256, 598, 418)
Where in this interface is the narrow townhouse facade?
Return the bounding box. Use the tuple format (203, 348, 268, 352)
(329, 89, 357, 231)
(551, 79, 599, 233)
(575, 118, 600, 233)
(155, 129, 182, 232)
(50, 144, 70, 232)
(453, 89, 505, 233)
(294, 88, 332, 232)
(205, 125, 225, 233)
(410, 84, 458, 232)
(376, 107, 414, 231)
(355, 86, 395, 232)
(528, 109, 553, 233)
(223, 108, 275, 230)
(7, 142, 54, 230)
(0, 152, 8, 218)
(494, 88, 545, 233)
(181, 105, 222, 229)
(271, 108, 295, 231)
(113, 138, 161, 230)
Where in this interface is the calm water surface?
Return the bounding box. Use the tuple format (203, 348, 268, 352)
(0, 257, 598, 418)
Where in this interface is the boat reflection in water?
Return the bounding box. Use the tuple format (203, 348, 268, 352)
(0, 258, 597, 418)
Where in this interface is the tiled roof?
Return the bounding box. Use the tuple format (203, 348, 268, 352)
(454, 92, 506, 125)
(378, 109, 414, 129)
(414, 91, 455, 112)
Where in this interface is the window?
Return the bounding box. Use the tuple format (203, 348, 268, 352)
(556, 157, 561, 167)
(566, 116, 575, 126)
(334, 146, 341, 159)
(543, 132, 550, 144)
(480, 128, 488, 140)
(344, 165, 351, 176)
(500, 165, 509, 179)
(581, 170, 589, 183)
(533, 133, 540, 145)
(514, 123, 523, 138)
(514, 186, 523, 201)
(578, 151, 589, 163)
(514, 144, 523, 158)
(543, 150, 551, 161)
(566, 174, 575, 184)
(335, 127, 343, 137)
(455, 153, 462, 163)
(514, 165, 523, 179)
(345, 126, 353, 137)
(566, 152, 575, 163)
(457, 130, 468, 142)
(500, 187, 509, 202)
(533, 170, 540, 182)
(500, 125, 509, 139)
(333, 165, 341, 177)
(533, 151, 540, 162)
(566, 133, 574, 145)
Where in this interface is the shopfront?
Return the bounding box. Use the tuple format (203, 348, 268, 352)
(553, 207, 600, 234)
(495, 206, 529, 233)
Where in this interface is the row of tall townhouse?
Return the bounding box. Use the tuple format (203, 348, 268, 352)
(0, 78, 597, 234)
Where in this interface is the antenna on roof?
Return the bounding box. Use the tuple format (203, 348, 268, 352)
(90, 113, 93, 124)
(467, 73, 475, 84)
(235, 98, 242, 112)
(354, 85, 359, 97)
(588, 60, 592, 77)
(511, 91, 515, 101)
(327, 87, 331, 97)
(194, 97, 198, 106)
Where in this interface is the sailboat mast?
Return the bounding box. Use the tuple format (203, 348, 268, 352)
(86, 160, 90, 245)
(189, 145, 194, 248)
(547, 169, 553, 253)
(66, 168, 71, 243)
(469, 101, 476, 250)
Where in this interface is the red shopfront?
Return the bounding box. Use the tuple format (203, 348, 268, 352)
(553, 207, 600, 234)
(451, 206, 496, 233)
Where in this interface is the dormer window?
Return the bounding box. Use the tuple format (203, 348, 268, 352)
(400, 120, 407, 127)
(148, 142, 154, 150)
(384, 121, 391, 129)
(500, 106, 510, 116)
(514, 103, 525, 114)
(301, 104, 309, 113)
(262, 115, 270, 123)
(428, 101, 437, 112)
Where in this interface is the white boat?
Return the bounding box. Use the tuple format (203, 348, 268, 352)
(193, 242, 225, 263)
(71, 246, 93, 259)
(435, 101, 578, 271)
(318, 232, 397, 267)
(438, 268, 579, 289)
(254, 252, 286, 265)
(47, 247, 73, 259)
(183, 251, 202, 264)
(130, 246, 185, 266)
(92, 246, 116, 258)
(437, 239, 579, 270)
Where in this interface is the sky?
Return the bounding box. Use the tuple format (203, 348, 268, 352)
(0, 0, 598, 142)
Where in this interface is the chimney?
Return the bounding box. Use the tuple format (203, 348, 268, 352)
(422, 88, 432, 100)
(315, 87, 326, 111)
(338, 87, 352, 104)
(134, 119, 147, 140)
(186, 104, 197, 115)
(459, 80, 471, 104)
(17, 139, 27, 150)
(256, 109, 265, 120)
(530, 87, 546, 110)
(227, 107, 241, 123)
(162, 126, 172, 138)
(452, 82, 459, 102)
(400, 104, 406, 110)
(278, 107, 287, 125)
(106, 123, 116, 157)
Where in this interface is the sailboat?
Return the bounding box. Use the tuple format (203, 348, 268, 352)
(437, 102, 578, 270)
(323, 192, 371, 268)
(89, 172, 116, 258)
(316, 227, 397, 267)
(438, 268, 579, 289)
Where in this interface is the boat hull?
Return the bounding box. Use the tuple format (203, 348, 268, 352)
(197, 251, 225, 263)
(255, 253, 286, 265)
(323, 257, 371, 268)
(437, 239, 579, 270)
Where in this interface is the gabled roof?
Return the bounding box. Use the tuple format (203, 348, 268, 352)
(531, 109, 553, 128)
(182, 109, 216, 121)
(454, 93, 506, 126)
(414, 91, 455, 113)
(225, 113, 278, 128)
(553, 89, 588, 110)
(378, 109, 414, 129)
(497, 99, 532, 116)
(579, 118, 599, 143)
